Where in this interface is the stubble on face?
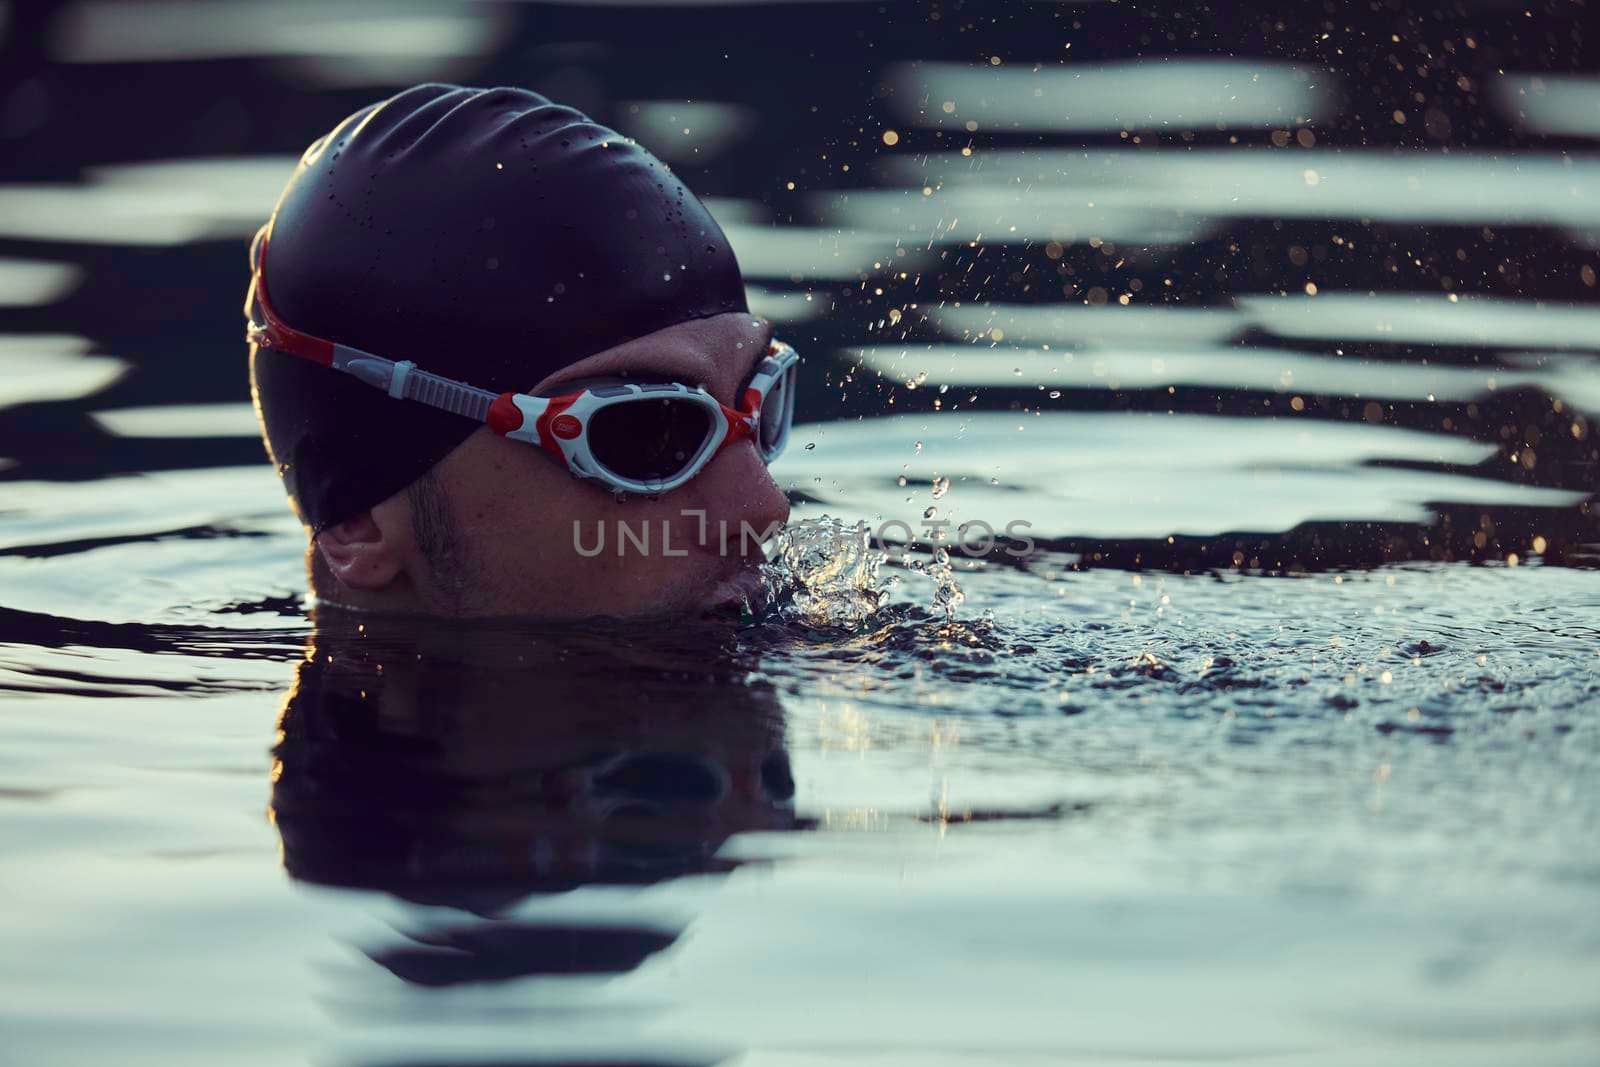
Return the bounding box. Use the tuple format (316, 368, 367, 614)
(406, 467, 475, 615)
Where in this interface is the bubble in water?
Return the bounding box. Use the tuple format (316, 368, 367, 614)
(931, 475, 950, 499)
(914, 441, 923, 454)
(897, 475, 909, 487)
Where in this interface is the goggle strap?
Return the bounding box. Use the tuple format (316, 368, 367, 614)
(396, 363, 498, 421)
(340, 354, 498, 422)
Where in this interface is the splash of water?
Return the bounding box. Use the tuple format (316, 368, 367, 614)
(757, 516, 971, 628)
(759, 516, 888, 628)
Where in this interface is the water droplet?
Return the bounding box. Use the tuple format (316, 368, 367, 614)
(931, 475, 950, 499)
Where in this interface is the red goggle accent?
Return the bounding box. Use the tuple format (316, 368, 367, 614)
(487, 393, 523, 435)
(532, 393, 581, 463)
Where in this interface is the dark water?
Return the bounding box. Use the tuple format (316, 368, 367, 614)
(2, 2, 1598, 1063)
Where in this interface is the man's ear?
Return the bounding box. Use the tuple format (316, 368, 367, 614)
(314, 511, 405, 590)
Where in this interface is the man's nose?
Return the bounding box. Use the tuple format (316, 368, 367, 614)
(708, 439, 790, 544)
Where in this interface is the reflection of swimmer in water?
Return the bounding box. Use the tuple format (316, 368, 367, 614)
(245, 84, 794, 620)
(270, 613, 798, 986)
(271, 613, 796, 900)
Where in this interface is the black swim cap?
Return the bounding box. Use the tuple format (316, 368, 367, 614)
(248, 83, 748, 532)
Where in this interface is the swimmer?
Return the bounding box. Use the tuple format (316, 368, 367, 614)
(246, 84, 793, 619)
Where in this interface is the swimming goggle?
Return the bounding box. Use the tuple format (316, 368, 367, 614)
(244, 234, 799, 495)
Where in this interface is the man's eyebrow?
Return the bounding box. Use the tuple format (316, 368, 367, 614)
(613, 350, 720, 385)
(625, 326, 774, 386)
(543, 320, 774, 393)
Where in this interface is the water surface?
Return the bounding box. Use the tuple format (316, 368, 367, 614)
(1, 2, 1597, 1064)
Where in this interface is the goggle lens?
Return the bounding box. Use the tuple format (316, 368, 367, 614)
(759, 364, 797, 456)
(588, 396, 714, 483)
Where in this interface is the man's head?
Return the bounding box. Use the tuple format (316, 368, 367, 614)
(248, 84, 789, 619)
